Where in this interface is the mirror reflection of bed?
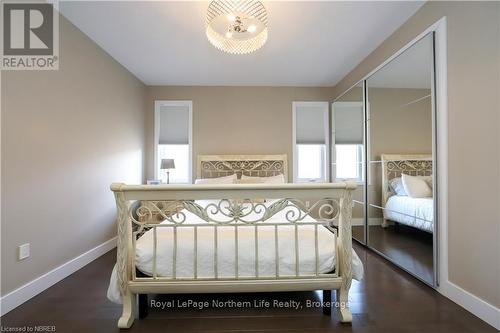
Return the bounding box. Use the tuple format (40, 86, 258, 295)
(368, 154, 434, 283)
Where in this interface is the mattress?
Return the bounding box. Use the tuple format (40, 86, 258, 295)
(107, 200, 364, 304)
(384, 195, 434, 232)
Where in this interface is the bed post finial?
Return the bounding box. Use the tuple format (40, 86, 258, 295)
(337, 186, 353, 323)
(113, 189, 136, 328)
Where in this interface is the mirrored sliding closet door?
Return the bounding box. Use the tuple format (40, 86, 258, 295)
(366, 33, 436, 286)
(331, 83, 366, 245)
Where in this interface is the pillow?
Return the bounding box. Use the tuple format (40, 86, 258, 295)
(241, 174, 286, 184)
(389, 177, 407, 196)
(401, 173, 432, 198)
(420, 175, 433, 189)
(194, 174, 236, 184)
(235, 179, 263, 184)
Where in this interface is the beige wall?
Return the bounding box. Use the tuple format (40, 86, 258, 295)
(368, 88, 433, 211)
(369, 88, 432, 160)
(145, 86, 334, 182)
(332, 1, 500, 307)
(1, 16, 145, 295)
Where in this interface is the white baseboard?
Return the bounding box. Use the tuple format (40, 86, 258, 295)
(368, 218, 383, 226)
(0, 237, 117, 316)
(351, 218, 365, 226)
(440, 280, 500, 330)
(335, 218, 383, 226)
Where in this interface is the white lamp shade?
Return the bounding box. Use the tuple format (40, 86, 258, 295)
(206, 0, 268, 55)
(161, 159, 175, 170)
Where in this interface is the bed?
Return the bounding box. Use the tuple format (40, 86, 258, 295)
(108, 154, 362, 328)
(381, 154, 434, 233)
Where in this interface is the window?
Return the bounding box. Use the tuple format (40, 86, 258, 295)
(332, 101, 364, 182)
(293, 102, 329, 183)
(335, 144, 363, 182)
(154, 101, 192, 184)
(157, 144, 190, 184)
(297, 144, 326, 180)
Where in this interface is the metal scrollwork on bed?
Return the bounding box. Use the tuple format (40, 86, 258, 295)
(130, 198, 341, 226)
(385, 159, 432, 176)
(198, 154, 288, 179)
(381, 154, 433, 227)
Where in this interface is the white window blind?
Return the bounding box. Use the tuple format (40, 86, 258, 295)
(333, 103, 363, 144)
(158, 106, 190, 144)
(293, 102, 329, 183)
(295, 105, 327, 144)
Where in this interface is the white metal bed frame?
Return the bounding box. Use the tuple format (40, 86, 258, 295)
(197, 154, 288, 179)
(381, 153, 433, 228)
(111, 155, 355, 328)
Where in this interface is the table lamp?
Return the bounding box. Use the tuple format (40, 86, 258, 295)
(160, 159, 175, 184)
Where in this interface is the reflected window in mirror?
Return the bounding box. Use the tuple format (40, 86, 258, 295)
(332, 99, 364, 183)
(331, 83, 366, 245)
(335, 144, 363, 182)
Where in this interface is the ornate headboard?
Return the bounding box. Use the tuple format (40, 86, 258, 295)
(197, 154, 288, 180)
(381, 154, 432, 206)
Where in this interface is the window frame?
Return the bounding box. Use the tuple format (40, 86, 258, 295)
(331, 101, 365, 184)
(295, 143, 327, 182)
(292, 101, 330, 183)
(154, 100, 193, 184)
(332, 143, 364, 183)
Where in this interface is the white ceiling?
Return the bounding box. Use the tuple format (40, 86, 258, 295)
(59, 1, 425, 87)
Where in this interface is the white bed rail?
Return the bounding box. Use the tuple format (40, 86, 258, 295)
(111, 182, 355, 328)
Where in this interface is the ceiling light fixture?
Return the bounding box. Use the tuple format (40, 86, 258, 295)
(206, 0, 268, 55)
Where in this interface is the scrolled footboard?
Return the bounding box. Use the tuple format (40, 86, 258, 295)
(111, 182, 356, 328)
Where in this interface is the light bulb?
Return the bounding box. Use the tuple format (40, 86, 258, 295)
(225, 31, 233, 38)
(247, 25, 257, 33)
(227, 13, 236, 22)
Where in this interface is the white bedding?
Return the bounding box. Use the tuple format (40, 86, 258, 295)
(107, 200, 364, 304)
(384, 195, 434, 232)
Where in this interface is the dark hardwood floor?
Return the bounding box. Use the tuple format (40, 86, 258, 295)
(353, 224, 434, 284)
(352, 225, 364, 242)
(1, 244, 496, 333)
(368, 224, 434, 284)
